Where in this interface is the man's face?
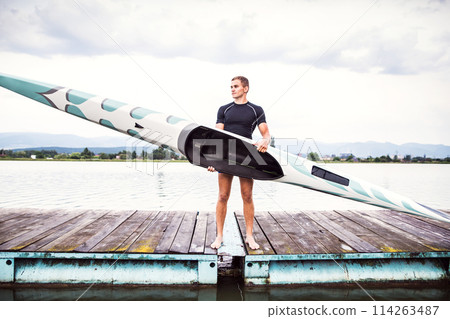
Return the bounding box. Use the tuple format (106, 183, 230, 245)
(231, 79, 248, 99)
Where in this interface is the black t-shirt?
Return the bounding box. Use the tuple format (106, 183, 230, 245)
(216, 102, 266, 139)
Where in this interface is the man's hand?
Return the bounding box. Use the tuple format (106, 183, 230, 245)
(253, 138, 269, 153)
(207, 166, 216, 172)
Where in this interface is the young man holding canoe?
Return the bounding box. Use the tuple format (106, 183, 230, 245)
(207, 76, 271, 250)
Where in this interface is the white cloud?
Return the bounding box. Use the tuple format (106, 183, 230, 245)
(1, 0, 449, 73)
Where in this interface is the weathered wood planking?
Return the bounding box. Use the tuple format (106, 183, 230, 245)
(380, 209, 450, 240)
(203, 211, 218, 255)
(348, 210, 450, 252)
(169, 211, 198, 254)
(0, 209, 60, 245)
(234, 210, 450, 255)
(366, 210, 450, 250)
(114, 211, 160, 253)
(0, 209, 84, 251)
(291, 211, 356, 254)
(413, 209, 450, 229)
(302, 210, 381, 253)
(21, 211, 98, 252)
(235, 211, 275, 255)
(255, 211, 303, 255)
(154, 212, 185, 254)
(91, 210, 156, 253)
(333, 210, 432, 252)
(189, 211, 208, 254)
(0, 209, 216, 255)
(1, 208, 448, 258)
(38, 210, 112, 252)
(0, 208, 35, 223)
(74, 210, 137, 252)
(268, 211, 327, 254)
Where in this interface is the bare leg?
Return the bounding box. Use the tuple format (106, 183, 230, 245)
(211, 173, 233, 249)
(239, 177, 260, 250)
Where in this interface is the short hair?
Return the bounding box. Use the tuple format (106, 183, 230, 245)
(232, 76, 249, 90)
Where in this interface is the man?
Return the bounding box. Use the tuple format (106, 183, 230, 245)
(208, 76, 271, 250)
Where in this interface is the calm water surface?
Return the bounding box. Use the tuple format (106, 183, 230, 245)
(1, 161, 449, 211)
(0, 161, 449, 301)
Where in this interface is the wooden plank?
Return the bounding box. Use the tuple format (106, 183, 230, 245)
(350, 210, 450, 251)
(41, 210, 118, 252)
(0, 208, 32, 223)
(386, 209, 450, 239)
(37, 210, 111, 252)
(91, 210, 157, 253)
(74, 210, 137, 252)
(412, 210, 450, 230)
(203, 212, 217, 255)
(369, 210, 450, 249)
(0, 209, 85, 251)
(114, 210, 160, 253)
(0, 209, 63, 245)
(235, 211, 274, 255)
(302, 210, 381, 253)
(268, 211, 327, 254)
(154, 212, 185, 254)
(170, 211, 198, 254)
(254, 211, 303, 255)
(291, 211, 356, 254)
(128, 211, 175, 253)
(21, 211, 96, 252)
(0, 210, 48, 233)
(333, 210, 433, 252)
(189, 211, 208, 254)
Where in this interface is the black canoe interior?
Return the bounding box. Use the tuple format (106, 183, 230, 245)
(183, 126, 284, 180)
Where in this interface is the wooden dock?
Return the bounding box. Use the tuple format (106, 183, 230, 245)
(0, 208, 218, 285)
(236, 209, 450, 285)
(0, 208, 449, 285)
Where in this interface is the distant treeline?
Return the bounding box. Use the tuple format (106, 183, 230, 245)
(1, 148, 449, 163)
(308, 152, 450, 163)
(0, 146, 187, 161)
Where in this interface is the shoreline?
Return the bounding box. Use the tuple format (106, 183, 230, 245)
(0, 158, 448, 164)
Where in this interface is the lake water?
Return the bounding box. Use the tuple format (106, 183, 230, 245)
(0, 161, 449, 301)
(1, 161, 449, 211)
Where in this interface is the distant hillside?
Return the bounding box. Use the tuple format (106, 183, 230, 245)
(0, 132, 132, 149)
(11, 146, 133, 154)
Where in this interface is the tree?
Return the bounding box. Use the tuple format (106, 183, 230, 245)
(307, 152, 320, 162)
(34, 151, 45, 159)
(55, 153, 68, 160)
(70, 152, 81, 159)
(81, 147, 94, 159)
(152, 146, 168, 160)
(99, 153, 109, 160)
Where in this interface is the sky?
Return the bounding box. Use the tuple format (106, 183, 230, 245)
(0, 0, 449, 145)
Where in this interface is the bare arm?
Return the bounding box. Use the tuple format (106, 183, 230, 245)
(254, 122, 270, 153)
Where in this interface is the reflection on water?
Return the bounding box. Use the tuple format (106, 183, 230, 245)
(1, 279, 448, 301)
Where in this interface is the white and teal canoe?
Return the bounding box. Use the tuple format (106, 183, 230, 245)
(1, 72, 449, 223)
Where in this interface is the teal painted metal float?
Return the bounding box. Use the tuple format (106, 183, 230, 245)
(0, 252, 217, 285)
